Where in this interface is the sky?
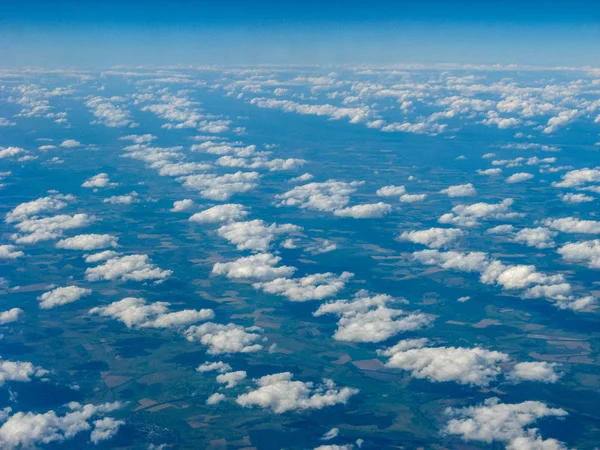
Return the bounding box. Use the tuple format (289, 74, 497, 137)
(1, 0, 599, 67)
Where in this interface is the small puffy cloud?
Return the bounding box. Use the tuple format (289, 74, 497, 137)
(5, 194, 74, 223)
(378, 339, 509, 386)
(486, 224, 516, 235)
(333, 202, 392, 218)
(84, 250, 119, 263)
(438, 198, 520, 227)
(543, 217, 600, 234)
(12, 214, 95, 244)
(90, 297, 213, 328)
(189, 204, 248, 224)
(440, 183, 476, 197)
(314, 293, 432, 343)
(236, 372, 358, 414)
(513, 227, 556, 249)
(217, 219, 301, 252)
(184, 322, 264, 354)
(275, 180, 362, 212)
(254, 271, 354, 302)
(212, 253, 296, 281)
(507, 362, 562, 384)
(0, 402, 122, 448)
(445, 397, 567, 448)
(60, 139, 82, 148)
(290, 173, 314, 183)
(505, 173, 534, 184)
(477, 168, 503, 176)
(179, 171, 260, 200)
(559, 193, 594, 204)
(81, 173, 118, 188)
(90, 417, 125, 445)
(119, 134, 156, 144)
(197, 361, 232, 374)
(85, 254, 172, 282)
(216, 370, 247, 388)
(56, 234, 118, 251)
(37, 286, 92, 309)
(0, 245, 24, 259)
(376, 185, 406, 197)
(0, 308, 24, 324)
(0, 359, 47, 386)
(0, 147, 25, 159)
(103, 192, 140, 205)
(557, 239, 600, 269)
(399, 193, 427, 203)
(553, 168, 600, 188)
(206, 393, 226, 405)
(171, 199, 194, 212)
(400, 227, 464, 249)
(457, 296, 470, 302)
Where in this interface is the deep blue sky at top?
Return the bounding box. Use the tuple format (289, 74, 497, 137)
(0, 0, 599, 67)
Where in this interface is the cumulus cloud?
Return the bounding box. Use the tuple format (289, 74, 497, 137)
(179, 171, 260, 200)
(445, 398, 567, 449)
(378, 339, 509, 386)
(81, 173, 118, 188)
(507, 362, 562, 384)
(0, 147, 25, 159)
(559, 193, 595, 204)
(477, 168, 503, 176)
(5, 194, 74, 223)
(171, 199, 194, 212)
(399, 193, 427, 203)
(206, 393, 226, 405)
(543, 217, 600, 234)
(83, 250, 119, 263)
(90, 417, 125, 445)
(0, 308, 24, 325)
(290, 173, 314, 183)
(553, 168, 600, 188)
(60, 139, 82, 148)
(321, 428, 340, 441)
(376, 185, 406, 197)
(212, 253, 296, 281)
(90, 297, 214, 329)
(0, 402, 123, 448)
(438, 198, 520, 227)
(513, 228, 557, 249)
(197, 361, 232, 374)
(314, 293, 432, 343)
(56, 234, 118, 250)
(0, 359, 47, 386)
(85, 254, 172, 282)
(440, 183, 476, 197)
(333, 202, 392, 218)
(103, 192, 140, 205)
(0, 245, 24, 259)
(216, 370, 247, 388)
(37, 286, 92, 309)
(254, 271, 354, 302)
(400, 227, 464, 248)
(185, 322, 264, 354)
(557, 239, 600, 269)
(236, 372, 358, 414)
(12, 214, 95, 244)
(275, 180, 362, 212)
(217, 219, 301, 251)
(189, 204, 248, 224)
(506, 173, 534, 184)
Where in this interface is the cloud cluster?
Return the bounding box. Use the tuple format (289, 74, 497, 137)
(400, 227, 464, 248)
(38, 286, 92, 309)
(438, 199, 521, 227)
(254, 271, 354, 302)
(440, 183, 476, 197)
(217, 220, 301, 251)
(0, 245, 24, 259)
(557, 239, 600, 269)
(0, 359, 48, 386)
(12, 214, 95, 244)
(236, 372, 358, 414)
(179, 171, 260, 200)
(81, 173, 118, 188)
(85, 254, 173, 282)
(56, 234, 118, 250)
(189, 204, 249, 223)
(212, 253, 296, 281)
(184, 322, 264, 354)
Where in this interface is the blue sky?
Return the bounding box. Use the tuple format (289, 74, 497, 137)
(1, 0, 599, 67)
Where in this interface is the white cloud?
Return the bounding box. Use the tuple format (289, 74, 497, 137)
(290, 173, 314, 183)
(399, 193, 427, 203)
(179, 171, 260, 200)
(56, 234, 118, 250)
(543, 217, 600, 234)
(486, 224, 516, 235)
(5, 194, 74, 223)
(216, 370, 247, 388)
(0, 359, 47, 386)
(254, 271, 353, 302)
(314, 293, 432, 343)
(559, 193, 595, 204)
(321, 428, 340, 441)
(90, 297, 214, 328)
(400, 227, 464, 248)
(376, 185, 406, 197)
(0, 147, 25, 159)
(552, 168, 600, 187)
(85, 254, 172, 282)
(513, 228, 557, 249)
(0, 402, 122, 448)
(212, 253, 296, 281)
(217, 220, 301, 251)
(236, 372, 358, 414)
(81, 173, 118, 188)
(206, 393, 226, 405)
(83, 250, 119, 263)
(37, 286, 92, 309)
(60, 139, 82, 148)
(438, 198, 520, 227)
(103, 192, 140, 205)
(440, 183, 476, 197)
(557, 239, 600, 269)
(90, 417, 125, 445)
(378, 339, 509, 386)
(197, 361, 232, 374)
(0, 245, 24, 259)
(189, 204, 249, 224)
(275, 180, 362, 212)
(184, 322, 264, 354)
(12, 214, 95, 244)
(445, 398, 567, 448)
(507, 362, 562, 384)
(477, 168, 503, 176)
(506, 173, 534, 184)
(171, 199, 194, 212)
(119, 134, 156, 144)
(0, 308, 24, 325)
(333, 202, 392, 218)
